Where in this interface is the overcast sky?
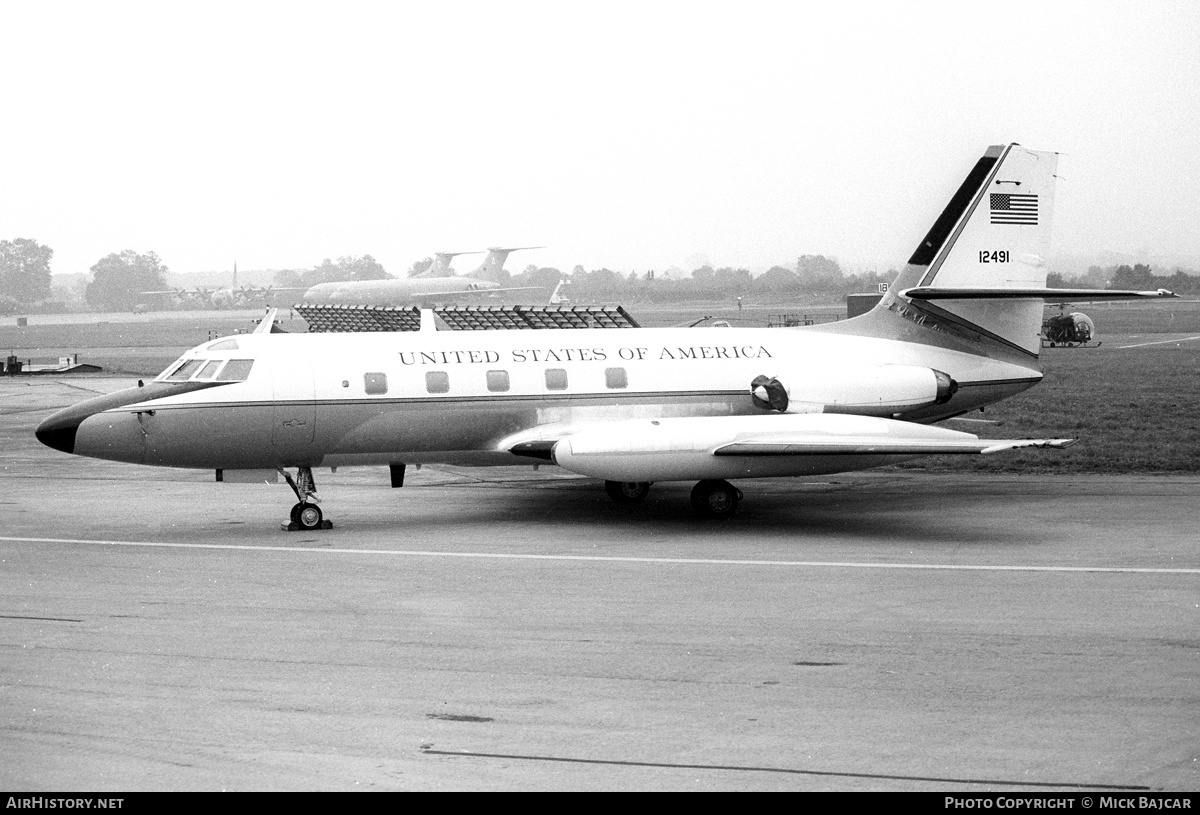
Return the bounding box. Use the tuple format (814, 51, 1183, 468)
(4, 0, 1199, 279)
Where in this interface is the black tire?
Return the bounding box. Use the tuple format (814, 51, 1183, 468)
(690, 480, 741, 518)
(605, 480, 651, 503)
(295, 502, 323, 530)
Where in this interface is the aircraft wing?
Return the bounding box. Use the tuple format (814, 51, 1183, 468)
(505, 414, 1075, 482)
(902, 287, 1177, 302)
(714, 436, 1075, 456)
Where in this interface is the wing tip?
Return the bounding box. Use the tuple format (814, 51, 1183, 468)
(981, 438, 1077, 455)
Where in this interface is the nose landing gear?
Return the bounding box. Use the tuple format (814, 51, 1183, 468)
(279, 466, 333, 531)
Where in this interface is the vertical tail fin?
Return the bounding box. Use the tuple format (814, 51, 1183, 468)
(469, 246, 544, 280)
(880, 144, 1059, 355)
(414, 251, 481, 279)
(548, 278, 570, 305)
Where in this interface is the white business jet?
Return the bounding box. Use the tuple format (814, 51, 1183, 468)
(37, 145, 1174, 529)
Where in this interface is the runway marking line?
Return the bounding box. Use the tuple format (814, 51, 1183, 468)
(421, 748, 1151, 790)
(2, 536, 1198, 574)
(1117, 334, 1200, 348)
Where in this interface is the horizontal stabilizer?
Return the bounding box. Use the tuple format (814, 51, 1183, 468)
(902, 287, 1176, 302)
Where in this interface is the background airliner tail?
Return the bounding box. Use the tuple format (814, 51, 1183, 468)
(470, 246, 544, 280)
(413, 251, 480, 279)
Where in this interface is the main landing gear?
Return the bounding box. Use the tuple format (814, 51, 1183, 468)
(604, 480, 652, 503)
(602, 478, 744, 518)
(689, 479, 742, 519)
(279, 466, 333, 531)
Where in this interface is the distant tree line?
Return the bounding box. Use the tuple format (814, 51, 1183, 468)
(0, 238, 53, 313)
(6, 234, 1200, 313)
(0, 243, 397, 313)
(86, 250, 171, 311)
(498, 255, 897, 305)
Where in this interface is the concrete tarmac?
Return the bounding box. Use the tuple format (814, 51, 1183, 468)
(2, 377, 1197, 791)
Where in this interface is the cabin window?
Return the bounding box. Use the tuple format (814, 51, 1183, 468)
(166, 359, 204, 381)
(605, 367, 628, 389)
(195, 360, 223, 380)
(486, 370, 510, 392)
(545, 368, 568, 391)
(364, 372, 388, 395)
(207, 339, 239, 351)
(216, 359, 255, 381)
(426, 371, 450, 393)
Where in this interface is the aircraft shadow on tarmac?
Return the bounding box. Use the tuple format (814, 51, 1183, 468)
(315, 476, 1037, 548)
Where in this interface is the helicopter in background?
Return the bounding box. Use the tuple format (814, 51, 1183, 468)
(1042, 304, 1098, 348)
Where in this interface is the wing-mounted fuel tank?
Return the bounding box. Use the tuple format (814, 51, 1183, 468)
(749, 365, 958, 417)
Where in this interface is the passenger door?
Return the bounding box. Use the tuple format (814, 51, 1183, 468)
(271, 355, 316, 448)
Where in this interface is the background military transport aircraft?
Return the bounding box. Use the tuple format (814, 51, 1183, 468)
(37, 144, 1174, 529)
(300, 246, 544, 307)
(140, 264, 272, 310)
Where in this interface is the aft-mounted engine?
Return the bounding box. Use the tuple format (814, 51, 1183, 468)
(749, 365, 957, 417)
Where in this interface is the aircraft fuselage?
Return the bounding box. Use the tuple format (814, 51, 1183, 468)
(38, 321, 1040, 477)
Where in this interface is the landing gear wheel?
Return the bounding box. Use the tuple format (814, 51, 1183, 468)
(690, 479, 742, 519)
(605, 480, 652, 503)
(280, 467, 332, 531)
(294, 502, 323, 531)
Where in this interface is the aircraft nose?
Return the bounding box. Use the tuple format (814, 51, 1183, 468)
(35, 379, 221, 463)
(36, 410, 81, 454)
(36, 395, 147, 464)
(35, 382, 164, 459)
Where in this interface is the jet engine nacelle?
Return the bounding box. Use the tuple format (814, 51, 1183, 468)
(749, 365, 957, 416)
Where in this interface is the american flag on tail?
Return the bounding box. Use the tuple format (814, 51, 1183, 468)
(990, 193, 1038, 225)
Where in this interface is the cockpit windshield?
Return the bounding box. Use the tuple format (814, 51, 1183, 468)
(158, 357, 255, 382)
(195, 360, 223, 379)
(165, 359, 204, 381)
